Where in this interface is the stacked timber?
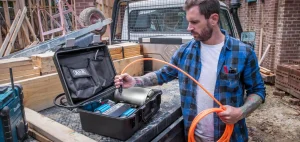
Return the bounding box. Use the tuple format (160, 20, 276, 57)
(31, 52, 56, 75)
(260, 66, 275, 84)
(0, 57, 40, 84)
(114, 42, 141, 58)
(31, 42, 143, 75)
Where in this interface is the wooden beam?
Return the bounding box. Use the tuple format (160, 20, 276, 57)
(21, 24, 31, 45)
(28, 129, 52, 142)
(25, 16, 38, 41)
(25, 40, 39, 49)
(114, 42, 141, 58)
(0, 73, 40, 84)
(31, 52, 57, 75)
(0, 57, 32, 69)
(0, 68, 40, 80)
(25, 108, 97, 142)
(49, 0, 54, 39)
(13, 0, 23, 49)
(113, 55, 144, 76)
(0, 73, 62, 111)
(4, 7, 27, 56)
(258, 28, 263, 60)
(3, 0, 11, 28)
(28, 0, 35, 30)
(0, 10, 21, 57)
(259, 44, 271, 65)
(37, 0, 45, 41)
(19, 0, 29, 42)
(0, 26, 3, 47)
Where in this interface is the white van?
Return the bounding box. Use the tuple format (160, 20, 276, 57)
(114, 0, 239, 41)
(111, 0, 249, 71)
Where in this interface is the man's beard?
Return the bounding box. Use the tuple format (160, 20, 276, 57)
(191, 23, 213, 42)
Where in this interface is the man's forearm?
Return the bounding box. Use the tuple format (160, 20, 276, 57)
(240, 94, 263, 118)
(133, 72, 158, 87)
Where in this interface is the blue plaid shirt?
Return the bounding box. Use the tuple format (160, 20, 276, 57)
(154, 30, 266, 141)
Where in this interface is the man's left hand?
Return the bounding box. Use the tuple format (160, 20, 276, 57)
(217, 105, 243, 124)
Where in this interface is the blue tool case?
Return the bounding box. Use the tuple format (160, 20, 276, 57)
(52, 43, 162, 141)
(0, 85, 28, 142)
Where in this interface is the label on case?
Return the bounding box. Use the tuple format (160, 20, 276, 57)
(70, 68, 91, 78)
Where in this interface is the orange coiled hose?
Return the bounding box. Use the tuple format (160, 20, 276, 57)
(121, 58, 234, 142)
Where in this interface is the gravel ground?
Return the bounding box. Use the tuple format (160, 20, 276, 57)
(248, 84, 300, 142)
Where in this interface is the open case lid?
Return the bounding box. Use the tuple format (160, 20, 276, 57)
(53, 43, 117, 106)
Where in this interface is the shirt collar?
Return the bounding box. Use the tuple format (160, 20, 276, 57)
(221, 29, 231, 51)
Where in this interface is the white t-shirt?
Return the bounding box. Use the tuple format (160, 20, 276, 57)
(195, 41, 224, 142)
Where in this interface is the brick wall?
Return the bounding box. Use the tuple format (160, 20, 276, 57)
(74, 0, 95, 15)
(222, 0, 300, 71)
(275, 0, 300, 66)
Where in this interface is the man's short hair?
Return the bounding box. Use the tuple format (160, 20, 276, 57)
(184, 0, 220, 19)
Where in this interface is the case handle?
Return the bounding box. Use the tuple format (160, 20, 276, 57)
(141, 96, 160, 123)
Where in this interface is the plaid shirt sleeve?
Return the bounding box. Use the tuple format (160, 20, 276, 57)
(242, 47, 266, 102)
(154, 45, 184, 85)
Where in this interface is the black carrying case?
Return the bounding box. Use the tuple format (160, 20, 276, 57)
(53, 43, 162, 141)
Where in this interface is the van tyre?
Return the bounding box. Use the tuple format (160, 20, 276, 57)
(79, 7, 107, 35)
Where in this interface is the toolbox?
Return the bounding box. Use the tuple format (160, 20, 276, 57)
(0, 83, 28, 142)
(53, 43, 162, 141)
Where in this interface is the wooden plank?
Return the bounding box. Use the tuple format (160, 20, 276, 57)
(113, 55, 144, 76)
(258, 28, 263, 60)
(28, 0, 35, 30)
(0, 73, 63, 111)
(0, 26, 2, 47)
(108, 44, 122, 55)
(0, 68, 40, 80)
(19, 0, 29, 44)
(25, 108, 97, 142)
(120, 42, 141, 51)
(21, 24, 31, 45)
(37, 1, 44, 41)
(31, 52, 56, 75)
(0, 10, 22, 57)
(261, 72, 275, 84)
(13, 1, 23, 49)
(124, 51, 141, 58)
(111, 53, 123, 60)
(25, 16, 37, 41)
(0, 57, 32, 69)
(25, 41, 39, 49)
(3, 0, 11, 28)
(28, 128, 52, 142)
(0, 65, 33, 74)
(49, 0, 54, 38)
(4, 7, 27, 56)
(259, 44, 271, 65)
(0, 73, 40, 84)
(260, 68, 270, 75)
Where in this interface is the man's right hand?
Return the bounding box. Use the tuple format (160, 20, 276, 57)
(114, 73, 136, 89)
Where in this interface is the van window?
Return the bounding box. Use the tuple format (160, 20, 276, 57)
(219, 10, 233, 37)
(129, 8, 234, 35)
(129, 8, 188, 33)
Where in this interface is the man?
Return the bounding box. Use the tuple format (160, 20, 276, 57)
(114, 0, 266, 141)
